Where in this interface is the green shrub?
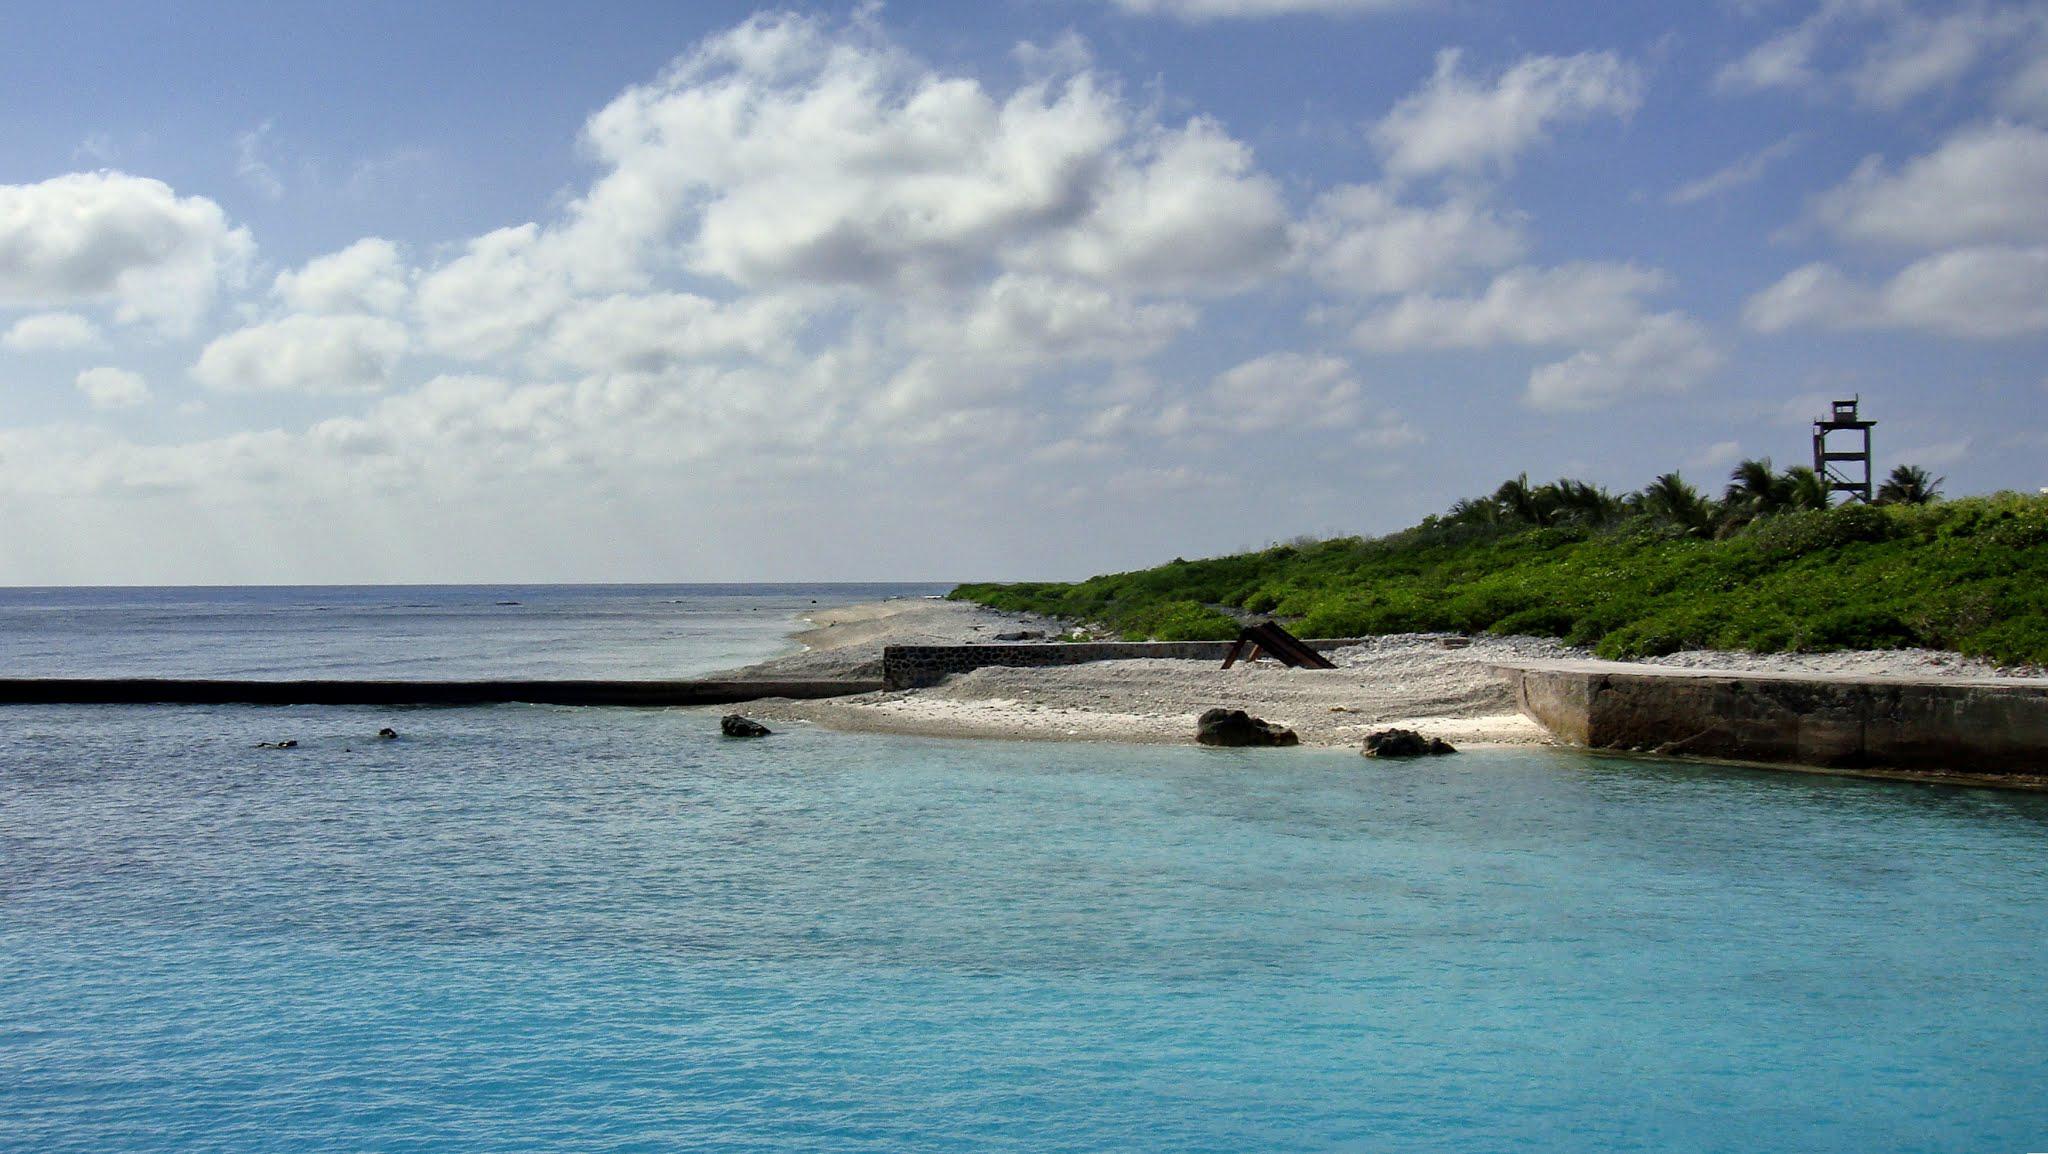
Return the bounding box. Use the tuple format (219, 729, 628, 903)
(950, 491, 2048, 666)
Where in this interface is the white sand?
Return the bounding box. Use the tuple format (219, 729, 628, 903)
(728, 599, 2042, 749)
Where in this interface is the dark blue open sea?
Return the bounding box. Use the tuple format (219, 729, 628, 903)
(4, 586, 2047, 1152)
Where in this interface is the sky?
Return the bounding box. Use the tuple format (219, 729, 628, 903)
(1, 0, 2044, 584)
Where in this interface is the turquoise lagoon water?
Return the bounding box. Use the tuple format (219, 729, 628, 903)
(3, 588, 2048, 1151)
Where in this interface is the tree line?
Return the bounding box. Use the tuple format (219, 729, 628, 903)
(1443, 460, 1944, 538)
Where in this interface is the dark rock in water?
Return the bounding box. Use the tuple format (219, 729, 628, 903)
(1197, 707, 1299, 747)
(721, 714, 772, 738)
(1361, 728, 1456, 758)
(378, 727, 398, 740)
(256, 739, 298, 750)
(992, 630, 1046, 641)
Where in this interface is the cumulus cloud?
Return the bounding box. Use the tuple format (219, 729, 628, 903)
(0, 171, 253, 333)
(192, 314, 408, 393)
(1745, 247, 2048, 337)
(275, 238, 409, 314)
(1017, 118, 1291, 292)
(1526, 313, 1720, 411)
(1373, 49, 1643, 178)
(1350, 262, 1669, 350)
(1348, 261, 1716, 409)
(2, 311, 101, 352)
(1205, 352, 1364, 431)
(1815, 122, 2048, 248)
(1105, 0, 1416, 18)
(1296, 184, 1525, 295)
(75, 366, 150, 410)
(413, 9, 1291, 369)
(914, 274, 1196, 364)
(414, 224, 574, 359)
(535, 291, 813, 372)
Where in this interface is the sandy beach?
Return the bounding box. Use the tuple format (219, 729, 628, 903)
(721, 597, 2040, 749)
(721, 598, 1495, 747)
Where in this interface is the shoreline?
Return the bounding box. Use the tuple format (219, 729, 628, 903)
(722, 600, 2048, 787)
(725, 598, 1558, 750)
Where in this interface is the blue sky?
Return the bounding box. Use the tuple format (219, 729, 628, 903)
(2, 0, 2044, 583)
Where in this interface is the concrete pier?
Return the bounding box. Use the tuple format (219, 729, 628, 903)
(1497, 660, 2048, 778)
(0, 678, 882, 708)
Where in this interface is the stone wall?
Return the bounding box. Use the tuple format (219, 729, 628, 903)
(882, 640, 1367, 689)
(1498, 660, 2048, 777)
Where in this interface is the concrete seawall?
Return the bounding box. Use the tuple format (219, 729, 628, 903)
(1497, 660, 2048, 777)
(882, 639, 1370, 689)
(0, 678, 882, 708)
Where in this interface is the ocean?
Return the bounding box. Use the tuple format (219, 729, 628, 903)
(3, 586, 2047, 1152)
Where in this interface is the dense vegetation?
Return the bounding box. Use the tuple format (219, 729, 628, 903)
(952, 463, 2048, 667)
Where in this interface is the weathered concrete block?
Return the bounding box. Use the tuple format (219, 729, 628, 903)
(1499, 661, 2048, 777)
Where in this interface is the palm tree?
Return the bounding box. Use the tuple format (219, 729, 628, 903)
(1876, 464, 1944, 505)
(1724, 457, 1792, 522)
(1495, 474, 1555, 526)
(1446, 496, 1502, 525)
(1781, 465, 1831, 511)
(1550, 478, 1619, 525)
(1640, 472, 1714, 536)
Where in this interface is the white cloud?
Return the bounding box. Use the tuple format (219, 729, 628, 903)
(1018, 117, 1292, 292)
(415, 10, 1290, 366)
(535, 291, 812, 372)
(1719, 3, 2032, 110)
(1206, 352, 1364, 431)
(1742, 261, 1873, 332)
(1881, 245, 2048, 335)
(75, 366, 150, 410)
(275, 238, 409, 315)
(192, 314, 408, 393)
(2, 311, 101, 352)
(0, 171, 253, 333)
(414, 224, 574, 359)
(574, 13, 1130, 291)
(236, 121, 284, 200)
(1745, 247, 2048, 337)
(1526, 313, 1720, 411)
(1296, 184, 1525, 296)
(1668, 134, 1802, 205)
(1105, 0, 1416, 18)
(1847, 9, 2009, 109)
(2002, 44, 2048, 118)
(1718, 17, 1823, 94)
(1350, 262, 1669, 350)
(1815, 122, 2048, 248)
(1373, 49, 1643, 178)
(915, 274, 1196, 364)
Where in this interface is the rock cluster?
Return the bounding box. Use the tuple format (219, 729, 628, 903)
(1361, 728, 1456, 758)
(1196, 708, 1299, 747)
(721, 714, 772, 737)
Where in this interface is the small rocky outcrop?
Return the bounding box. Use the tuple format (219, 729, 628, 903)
(1197, 708, 1299, 747)
(721, 714, 772, 738)
(1361, 728, 1456, 758)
